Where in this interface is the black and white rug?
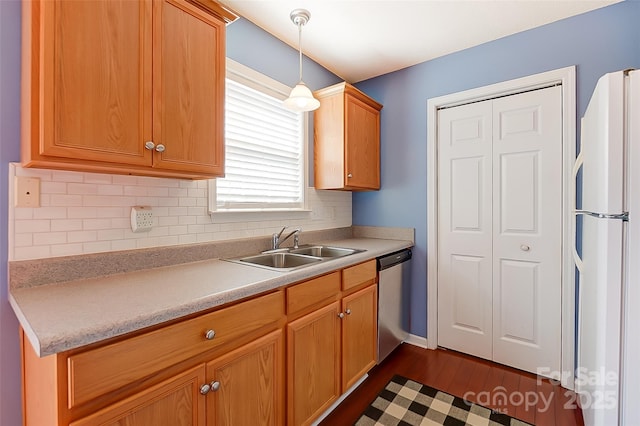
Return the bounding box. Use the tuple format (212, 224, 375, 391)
(356, 375, 532, 426)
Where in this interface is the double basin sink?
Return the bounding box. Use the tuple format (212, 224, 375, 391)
(227, 245, 365, 271)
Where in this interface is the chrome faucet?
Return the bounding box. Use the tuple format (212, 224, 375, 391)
(272, 226, 301, 250)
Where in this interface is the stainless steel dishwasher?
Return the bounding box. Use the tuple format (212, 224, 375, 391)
(376, 248, 412, 363)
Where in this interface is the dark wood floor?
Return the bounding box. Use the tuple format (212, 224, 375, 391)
(320, 344, 584, 425)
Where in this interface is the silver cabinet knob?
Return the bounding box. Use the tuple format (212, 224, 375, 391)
(210, 381, 220, 391)
(200, 383, 211, 395)
(345, 309, 351, 315)
(338, 312, 345, 319)
(347, 173, 353, 178)
(155, 144, 166, 153)
(144, 141, 155, 150)
(520, 245, 531, 252)
(205, 330, 216, 340)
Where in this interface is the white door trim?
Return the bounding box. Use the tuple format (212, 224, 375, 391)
(426, 66, 577, 389)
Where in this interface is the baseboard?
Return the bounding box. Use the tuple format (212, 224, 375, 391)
(404, 334, 428, 348)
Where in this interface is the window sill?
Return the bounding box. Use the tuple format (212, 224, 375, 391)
(210, 208, 312, 223)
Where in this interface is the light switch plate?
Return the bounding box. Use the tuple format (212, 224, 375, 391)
(131, 206, 153, 233)
(15, 176, 40, 207)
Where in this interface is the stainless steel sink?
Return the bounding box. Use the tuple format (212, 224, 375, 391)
(237, 252, 322, 270)
(226, 244, 365, 271)
(289, 245, 360, 258)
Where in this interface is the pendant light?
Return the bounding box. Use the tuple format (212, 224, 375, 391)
(284, 9, 320, 112)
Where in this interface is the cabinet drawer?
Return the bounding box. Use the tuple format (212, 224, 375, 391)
(286, 272, 340, 316)
(67, 291, 284, 409)
(342, 260, 377, 291)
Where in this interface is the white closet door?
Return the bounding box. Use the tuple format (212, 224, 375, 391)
(491, 86, 562, 375)
(437, 101, 494, 360)
(437, 86, 562, 376)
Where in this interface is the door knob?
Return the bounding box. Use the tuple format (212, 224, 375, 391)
(155, 144, 166, 153)
(144, 141, 155, 150)
(520, 245, 530, 252)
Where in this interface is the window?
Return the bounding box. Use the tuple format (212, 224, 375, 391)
(209, 59, 307, 216)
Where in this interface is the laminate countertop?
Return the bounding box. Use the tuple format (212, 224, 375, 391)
(10, 237, 413, 357)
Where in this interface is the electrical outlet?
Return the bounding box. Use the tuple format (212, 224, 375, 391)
(131, 206, 153, 233)
(15, 176, 40, 207)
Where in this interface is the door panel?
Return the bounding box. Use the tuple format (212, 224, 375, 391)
(437, 101, 493, 360)
(437, 85, 562, 376)
(492, 86, 562, 375)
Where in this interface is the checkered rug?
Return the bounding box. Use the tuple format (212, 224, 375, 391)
(355, 375, 532, 426)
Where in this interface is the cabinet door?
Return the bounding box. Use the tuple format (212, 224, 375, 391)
(342, 285, 377, 391)
(287, 302, 341, 426)
(344, 95, 380, 189)
(70, 365, 206, 426)
(37, 0, 153, 166)
(205, 330, 284, 426)
(152, 0, 225, 176)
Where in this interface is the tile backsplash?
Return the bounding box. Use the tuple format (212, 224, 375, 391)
(8, 164, 351, 261)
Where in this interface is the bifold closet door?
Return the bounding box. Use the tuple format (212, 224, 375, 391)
(437, 86, 562, 375)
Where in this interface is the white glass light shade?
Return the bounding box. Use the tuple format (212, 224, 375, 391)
(284, 82, 320, 112)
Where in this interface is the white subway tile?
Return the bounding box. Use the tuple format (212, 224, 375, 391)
(112, 175, 137, 185)
(111, 240, 137, 251)
(83, 195, 137, 207)
(97, 185, 124, 196)
(159, 216, 179, 226)
(51, 219, 83, 232)
(41, 181, 67, 194)
(188, 207, 207, 217)
(169, 225, 188, 235)
(124, 186, 148, 196)
(179, 216, 196, 225)
(187, 188, 206, 198)
(96, 207, 126, 218)
(51, 243, 84, 257)
(111, 218, 130, 229)
(67, 183, 98, 195)
(169, 207, 189, 216)
(13, 208, 34, 220)
(33, 232, 67, 245)
(179, 197, 197, 207)
(51, 170, 84, 183)
(135, 197, 159, 207)
(15, 220, 50, 233)
(15, 246, 51, 260)
(196, 233, 214, 242)
(157, 197, 179, 207)
(50, 194, 83, 206)
(179, 234, 198, 244)
(148, 187, 169, 197)
(67, 230, 97, 243)
(83, 241, 112, 254)
(40, 193, 51, 207)
(83, 218, 113, 230)
(67, 207, 98, 219)
(14, 233, 33, 247)
(153, 206, 169, 217)
(83, 174, 112, 185)
(33, 207, 67, 220)
(97, 229, 125, 241)
(168, 188, 188, 197)
(188, 224, 205, 234)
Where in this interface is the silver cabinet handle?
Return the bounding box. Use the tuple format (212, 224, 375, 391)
(520, 245, 530, 252)
(338, 312, 345, 319)
(144, 141, 155, 150)
(210, 381, 220, 391)
(347, 173, 353, 178)
(200, 383, 211, 395)
(345, 309, 351, 315)
(155, 144, 166, 153)
(205, 330, 216, 340)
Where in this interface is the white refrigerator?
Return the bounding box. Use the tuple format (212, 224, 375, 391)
(575, 69, 640, 426)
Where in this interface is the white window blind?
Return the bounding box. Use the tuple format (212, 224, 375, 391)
(215, 67, 305, 211)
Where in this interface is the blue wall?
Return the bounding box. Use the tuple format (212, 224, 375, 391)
(0, 1, 23, 425)
(353, 0, 640, 338)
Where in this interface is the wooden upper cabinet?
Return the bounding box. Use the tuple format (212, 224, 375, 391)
(313, 82, 382, 191)
(21, 0, 235, 179)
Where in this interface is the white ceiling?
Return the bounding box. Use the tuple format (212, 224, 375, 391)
(219, 0, 621, 83)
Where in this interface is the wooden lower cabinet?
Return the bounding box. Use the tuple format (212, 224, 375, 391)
(205, 330, 284, 426)
(70, 330, 283, 426)
(342, 285, 378, 391)
(70, 365, 206, 426)
(287, 302, 342, 426)
(287, 276, 378, 425)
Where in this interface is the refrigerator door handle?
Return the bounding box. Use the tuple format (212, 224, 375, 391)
(574, 210, 629, 221)
(572, 150, 584, 272)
